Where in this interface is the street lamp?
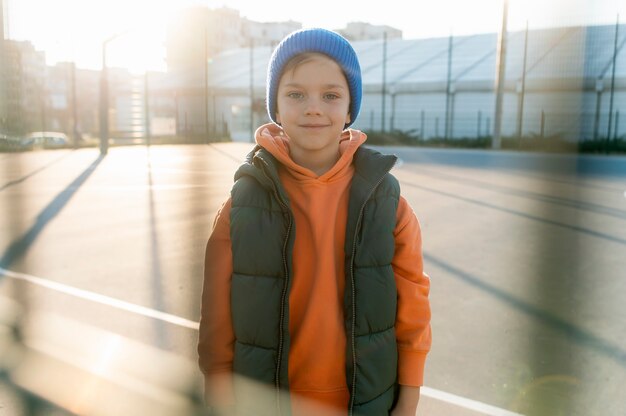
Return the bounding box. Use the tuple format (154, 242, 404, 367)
(99, 31, 129, 155)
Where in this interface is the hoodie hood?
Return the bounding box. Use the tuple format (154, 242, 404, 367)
(254, 123, 367, 183)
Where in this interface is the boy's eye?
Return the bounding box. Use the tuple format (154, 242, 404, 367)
(324, 93, 340, 100)
(287, 92, 304, 99)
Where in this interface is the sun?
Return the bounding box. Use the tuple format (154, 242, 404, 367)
(9, 0, 178, 72)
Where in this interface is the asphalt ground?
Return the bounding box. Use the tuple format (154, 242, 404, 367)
(1, 144, 625, 416)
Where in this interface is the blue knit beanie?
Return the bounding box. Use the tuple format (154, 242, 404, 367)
(266, 28, 362, 129)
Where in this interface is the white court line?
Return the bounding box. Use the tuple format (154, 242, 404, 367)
(33, 184, 209, 192)
(420, 386, 523, 416)
(0, 267, 199, 330)
(0, 267, 523, 416)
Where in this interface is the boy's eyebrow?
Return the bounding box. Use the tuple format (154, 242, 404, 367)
(283, 82, 346, 90)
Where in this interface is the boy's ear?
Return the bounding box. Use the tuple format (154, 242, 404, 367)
(345, 112, 351, 125)
(276, 112, 281, 125)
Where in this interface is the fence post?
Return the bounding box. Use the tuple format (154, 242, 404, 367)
(390, 93, 396, 131)
(435, 117, 440, 138)
(420, 110, 425, 139)
(381, 32, 388, 133)
(205, 27, 210, 141)
(212, 92, 217, 136)
(71, 62, 79, 148)
(516, 20, 529, 146)
(540, 110, 545, 138)
(445, 34, 453, 139)
(477, 110, 482, 138)
(606, 14, 619, 154)
(450, 90, 456, 139)
(492, 0, 509, 149)
(594, 80, 603, 141)
(249, 39, 255, 142)
(99, 42, 109, 155)
(144, 72, 151, 146)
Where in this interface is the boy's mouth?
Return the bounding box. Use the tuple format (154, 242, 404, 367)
(300, 124, 330, 128)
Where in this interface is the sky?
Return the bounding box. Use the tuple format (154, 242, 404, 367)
(4, 0, 625, 73)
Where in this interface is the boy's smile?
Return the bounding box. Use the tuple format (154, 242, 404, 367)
(276, 53, 351, 171)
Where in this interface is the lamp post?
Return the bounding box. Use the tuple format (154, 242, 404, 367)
(99, 32, 129, 155)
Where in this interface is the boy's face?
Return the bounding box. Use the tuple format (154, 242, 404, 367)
(276, 54, 351, 156)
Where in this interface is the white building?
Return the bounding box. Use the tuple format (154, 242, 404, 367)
(1, 39, 46, 135)
(243, 19, 302, 48)
(338, 22, 402, 41)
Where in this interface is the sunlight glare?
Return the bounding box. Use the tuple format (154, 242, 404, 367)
(9, 0, 625, 71)
(10, 0, 177, 72)
(69, 335, 123, 414)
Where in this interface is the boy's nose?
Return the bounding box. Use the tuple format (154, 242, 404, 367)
(304, 99, 323, 115)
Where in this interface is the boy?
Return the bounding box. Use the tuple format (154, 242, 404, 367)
(198, 28, 431, 416)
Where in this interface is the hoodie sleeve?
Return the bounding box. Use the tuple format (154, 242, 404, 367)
(393, 196, 432, 387)
(197, 198, 235, 405)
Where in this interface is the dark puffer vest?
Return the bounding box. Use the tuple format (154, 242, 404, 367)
(229, 144, 400, 416)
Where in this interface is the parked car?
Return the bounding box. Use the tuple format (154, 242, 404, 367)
(21, 132, 70, 149)
(0, 134, 23, 151)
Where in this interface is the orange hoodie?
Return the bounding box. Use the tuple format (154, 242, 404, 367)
(198, 123, 431, 415)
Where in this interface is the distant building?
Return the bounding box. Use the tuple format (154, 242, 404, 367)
(243, 19, 302, 49)
(43, 61, 178, 141)
(166, 7, 301, 73)
(165, 6, 302, 138)
(41, 62, 178, 141)
(1, 40, 46, 136)
(46, 62, 100, 140)
(337, 22, 402, 41)
(166, 7, 242, 73)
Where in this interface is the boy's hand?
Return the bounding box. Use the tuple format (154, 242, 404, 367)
(390, 386, 420, 416)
